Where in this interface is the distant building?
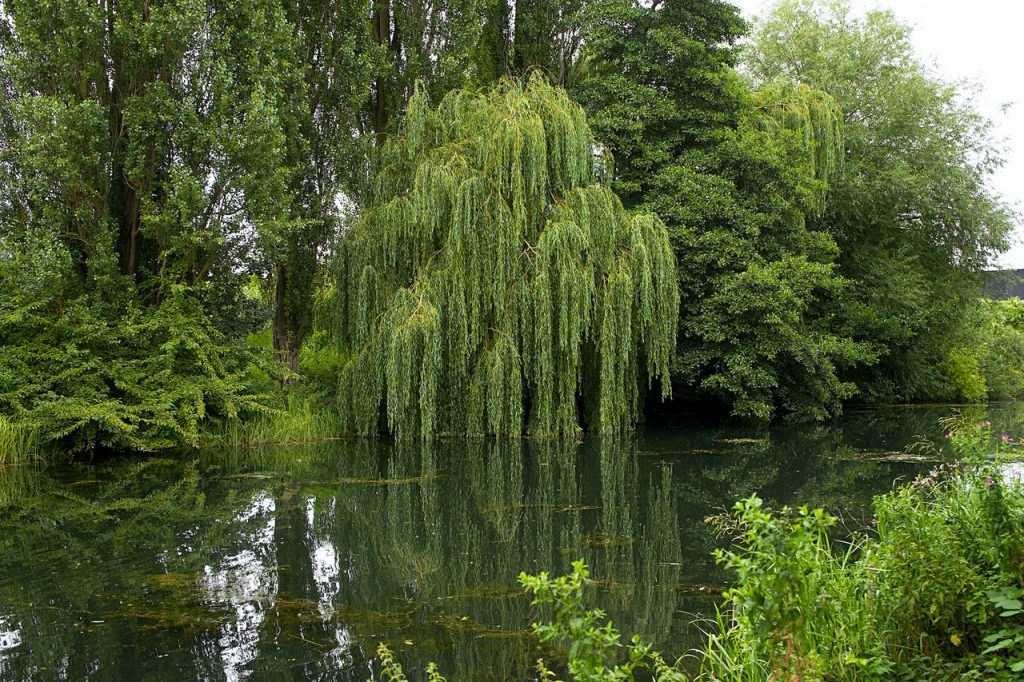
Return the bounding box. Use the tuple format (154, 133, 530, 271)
(983, 269, 1024, 300)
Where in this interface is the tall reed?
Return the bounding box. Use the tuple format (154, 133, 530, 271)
(0, 415, 39, 465)
(201, 397, 342, 448)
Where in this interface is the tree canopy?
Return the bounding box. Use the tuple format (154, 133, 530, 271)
(331, 76, 679, 438)
(746, 0, 1015, 402)
(572, 0, 867, 419)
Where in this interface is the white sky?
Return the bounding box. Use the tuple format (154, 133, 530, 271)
(733, 0, 1024, 269)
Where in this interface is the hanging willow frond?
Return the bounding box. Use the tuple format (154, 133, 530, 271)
(332, 75, 679, 439)
(753, 82, 845, 214)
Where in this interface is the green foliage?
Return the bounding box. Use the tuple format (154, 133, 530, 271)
(573, 0, 747, 207)
(1, 0, 297, 285)
(0, 0, 312, 452)
(941, 346, 989, 403)
(748, 0, 1015, 404)
(365, 0, 490, 138)
(750, 82, 845, 214)
(659, 96, 867, 420)
(520, 560, 685, 681)
(0, 286, 278, 452)
(703, 419, 1024, 680)
(978, 587, 1024, 675)
(928, 298, 1024, 403)
(574, 0, 869, 420)
(270, 0, 381, 367)
(331, 76, 679, 439)
(377, 643, 448, 682)
(297, 330, 347, 401)
(201, 394, 341, 448)
(1, 0, 1017, 455)
(975, 299, 1024, 401)
(711, 497, 851, 679)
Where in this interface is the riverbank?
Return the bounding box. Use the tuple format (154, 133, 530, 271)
(700, 418, 1024, 680)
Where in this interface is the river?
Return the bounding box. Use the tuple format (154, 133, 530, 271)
(1, 403, 1020, 680)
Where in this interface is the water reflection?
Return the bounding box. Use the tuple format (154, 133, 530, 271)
(200, 492, 279, 681)
(306, 495, 358, 671)
(0, 614, 22, 681)
(0, 404, 1018, 680)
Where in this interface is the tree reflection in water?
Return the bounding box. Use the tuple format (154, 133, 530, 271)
(0, 403, 1006, 680)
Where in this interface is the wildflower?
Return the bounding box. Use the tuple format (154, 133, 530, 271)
(946, 431, 954, 440)
(985, 476, 994, 488)
(1001, 434, 1012, 442)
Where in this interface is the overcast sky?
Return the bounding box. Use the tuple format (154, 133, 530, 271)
(732, 0, 1024, 269)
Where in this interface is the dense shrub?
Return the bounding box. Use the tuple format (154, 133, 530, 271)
(704, 418, 1024, 680)
(0, 290, 279, 452)
(937, 298, 1024, 403)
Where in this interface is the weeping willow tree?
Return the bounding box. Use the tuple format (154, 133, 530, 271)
(331, 76, 679, 439)
(752, 82, 844, 216)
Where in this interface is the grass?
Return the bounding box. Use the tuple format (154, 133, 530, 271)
(0, 415, 40, 465)
(201, 395, 343, 448)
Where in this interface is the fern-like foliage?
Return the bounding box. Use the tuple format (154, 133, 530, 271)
(0, 288, 278, 452)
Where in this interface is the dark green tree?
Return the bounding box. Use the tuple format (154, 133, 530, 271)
(0, 0, 296, 288)
(0, 0, 297, 449)
(269, 0, 380, 373)
(573, 0, 747, 205)
(574, 0, 867, 419)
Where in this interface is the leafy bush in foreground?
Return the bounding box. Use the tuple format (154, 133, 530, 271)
(705, 418, 1024, 681)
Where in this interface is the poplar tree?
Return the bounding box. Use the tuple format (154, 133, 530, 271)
(331, 77, 679, 439)
(270, 0, 380, 373)
(367, 0, 488, 140)
(0, 0, 296, 449)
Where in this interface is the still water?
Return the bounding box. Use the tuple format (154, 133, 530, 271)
(1, 404, 1020, 680)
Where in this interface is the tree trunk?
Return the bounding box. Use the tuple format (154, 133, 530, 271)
(371, 0, 391, 142)
(273, 264, 301, 379)
(108, 1, 143, 279)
